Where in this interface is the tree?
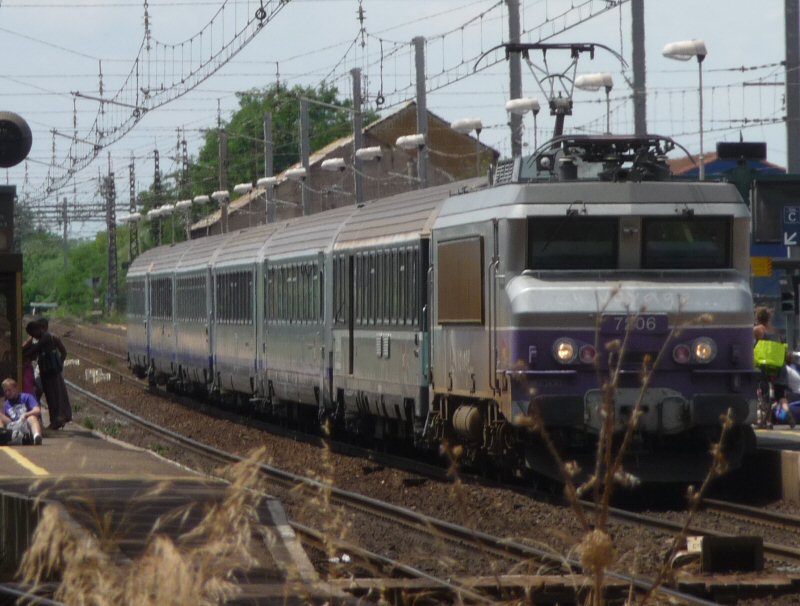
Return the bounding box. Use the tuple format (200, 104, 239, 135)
(188, 82, 378, 197)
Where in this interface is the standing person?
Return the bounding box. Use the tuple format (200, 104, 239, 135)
(0, 377, 43, 445)
(753, 306, 790, 428)
(22, 319, 72, 430)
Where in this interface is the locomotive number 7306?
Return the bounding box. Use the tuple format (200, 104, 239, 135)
(600, 314, 668, 335)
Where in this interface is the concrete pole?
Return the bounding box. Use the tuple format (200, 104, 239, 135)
(413, 36, 429, 189)
(263, 112, 275, 223)
(787, 0, 800, 172)
(352, 68, 365, 204)
(507, 0, 523, 157)
(219, 129, 229, 233)
(631, 0, 647, 136)
(129, 159, 138, 258)
(300, 98, 311, 215)
(62, 197, 68, 269)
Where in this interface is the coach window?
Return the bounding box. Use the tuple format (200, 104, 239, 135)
(409, 248, 419, 326)
(397, 252, 405, 325)
(313, 265, 321, 322)
(224, 274, 230, 323)
(354, 256, 361, 325)
(245, 272, 253, 324)
(268, 271, 273, 322)
(377, 252, 385, 325)
(233, 272, 240, 323)
(357, 254, 365, 325)
(528, 217, 618, 270)
(303, 264, 311, 323)
(293, 265, 299, 323)
(379, 252, 385, 325)
(390, 250, 397, 325)
(278, 267, 285, 322)
(642, 216, 731, 269)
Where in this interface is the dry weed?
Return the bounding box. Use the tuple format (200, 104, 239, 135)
(18, 447, 272, 605)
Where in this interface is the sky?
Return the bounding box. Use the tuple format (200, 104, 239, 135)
(0, 0, 790, 237)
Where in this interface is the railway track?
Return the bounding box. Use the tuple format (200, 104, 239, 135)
(65, 379, 718, 606)
(60, 326, 800, 602)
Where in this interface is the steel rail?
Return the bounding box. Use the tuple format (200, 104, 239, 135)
(66, 381, 719, 606)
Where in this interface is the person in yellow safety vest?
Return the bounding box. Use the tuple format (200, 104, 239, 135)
(753, 306, 796, 428)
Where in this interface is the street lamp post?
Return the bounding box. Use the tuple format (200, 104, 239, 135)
(574, 72, 614, 134)
(175, 199, 192, 240)
(193, 194, 210, 236)
(663, 39, 708, 180)
(256, 177, 277, 223)
(450, 118, 484, 178)
(396, 134, 427, 189)
(505, 98, 540, 150)
(211, 190, 230, 233)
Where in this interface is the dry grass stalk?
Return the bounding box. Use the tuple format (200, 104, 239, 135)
(18, 447, 273, 605)
(523, 291, 733, 606)
(295, 420, 353, 581)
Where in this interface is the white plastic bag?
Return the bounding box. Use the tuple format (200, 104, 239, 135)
(786, 363, 800, 394)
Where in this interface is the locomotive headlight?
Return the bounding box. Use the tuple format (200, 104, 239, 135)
(553, 339, 577, 364)
(692, 337, 717, 363)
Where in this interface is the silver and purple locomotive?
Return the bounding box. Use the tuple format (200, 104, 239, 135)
(128, 135, 756, 482)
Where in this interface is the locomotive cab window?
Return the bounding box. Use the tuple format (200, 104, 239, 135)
(527, 217, 618, 270)
(642, 217, 731, 269)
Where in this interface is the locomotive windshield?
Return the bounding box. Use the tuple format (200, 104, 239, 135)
(526, 215, 732, 271)
(641, 217, 731, 269)
(527, 217, 617, 270)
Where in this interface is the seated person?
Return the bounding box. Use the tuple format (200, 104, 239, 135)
(0, 378, 42, 445)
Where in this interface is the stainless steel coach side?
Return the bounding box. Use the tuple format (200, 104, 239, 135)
(262, 206, 356, 413)
(172, 233, 227, 391)
(126, 246, 162, 375)
(332, 180, 485, 438)
(210, 223, 281, 398)
(140, 241, 195, 381)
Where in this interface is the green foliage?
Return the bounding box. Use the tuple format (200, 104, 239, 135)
(22, 83, 374, 317)
(22, 230, 67, 309)
(23, 228, 131, 317)
(188, 82, 378, 200)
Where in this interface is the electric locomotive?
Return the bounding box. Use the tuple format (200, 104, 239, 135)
(128, 134, 757, 483)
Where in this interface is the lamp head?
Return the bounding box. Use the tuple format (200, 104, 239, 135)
(662, 39, 707, 62)
(450, 118, 483, 134)
(396, 133, 426, 150)
(285, 167, 307, 181)
(575, 72, 614, 92)
(256, 176, 277, 188)
(321, 158, 346, 172)
(355, 146, 382, 161)
(193, 194, 210, 204)
(233, 183, 253, 195)
(505, 97, 540, 116)
(211, 190, 229, 202)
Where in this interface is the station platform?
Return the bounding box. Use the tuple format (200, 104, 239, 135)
(752, 426, 800, 503)
(0, 424, 342, 604)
